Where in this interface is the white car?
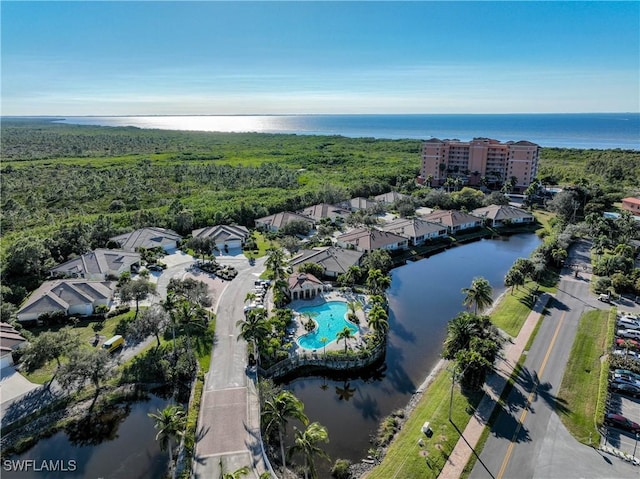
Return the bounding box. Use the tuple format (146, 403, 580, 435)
(617, 317, 640, 330)
(618, 329, 640, 340)
(613, 349, 640, 361)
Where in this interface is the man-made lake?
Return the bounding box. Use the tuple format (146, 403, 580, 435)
(286, 233, 542, 470)
(4, 394, 170, 479)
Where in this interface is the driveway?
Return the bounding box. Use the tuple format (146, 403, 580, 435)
(0, 366, 40, 410)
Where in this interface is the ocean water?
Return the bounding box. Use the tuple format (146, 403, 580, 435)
(53, 113, 640, 150)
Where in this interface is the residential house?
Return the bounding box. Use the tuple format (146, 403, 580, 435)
(336, 227, 409, 252)
(254, 212, 315, 233)
(16, 280, 115, 323)
(299, 203, 351, 223)
(420, 210, 483, 234)
(622, 197, 640, 215)
(374, 191, 409, 205)
(287, 272, 326, 301)
(380, 217, 448, 246)
(110, 227, 182, 253)
(471, 204, 534, 227)
(191, 224, 250, 250)
(336, 197, 379, 212)
(0, 323, 27, 369)
(49, 249, 141, 280)
(289, 246, 364, 279)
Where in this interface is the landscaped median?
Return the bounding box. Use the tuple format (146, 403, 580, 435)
(556, 308, 614, 444)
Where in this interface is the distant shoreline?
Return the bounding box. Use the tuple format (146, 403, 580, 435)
(4, 113, 637, 150)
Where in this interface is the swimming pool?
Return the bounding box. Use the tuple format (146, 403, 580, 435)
(295, 301, 358, 350)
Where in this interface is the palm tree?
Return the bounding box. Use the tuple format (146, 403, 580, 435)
(442, 312, 481, 360)
(504, 268, 525, 294)
(262, 390, 309, 471)
(265, 247, 287, 281)
(336, 327, 353, 353)
(335, 381, 356, 401)
(287, 422, 330, 479)
(148, 405, 186, 479)
(161, 292, 179, 353)
(365, 269, 391, 296)
(320, 336, 328, 356)
(461, 277, 493, 314)
(244, 291, 257, 304)
(367, 304, 389, 338)
(347, 300, 361, 324)
(220, 463, 250, 479)
(236, 309, 270, 365)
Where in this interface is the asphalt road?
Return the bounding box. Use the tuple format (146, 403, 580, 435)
(193, 255, 271, 479)
(470, 239, 638, 479)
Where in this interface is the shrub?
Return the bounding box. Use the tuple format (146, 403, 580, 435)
(331, 459, 352, 479)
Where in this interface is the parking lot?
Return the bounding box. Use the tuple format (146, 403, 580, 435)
(604, 311, 640, 459)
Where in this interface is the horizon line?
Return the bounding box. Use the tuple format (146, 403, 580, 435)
(3, 111, 639, 118)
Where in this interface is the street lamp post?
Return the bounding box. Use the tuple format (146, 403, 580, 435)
(633, 433, 639, 458)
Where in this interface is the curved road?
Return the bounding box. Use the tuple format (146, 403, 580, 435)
(470, 240, 638, 479)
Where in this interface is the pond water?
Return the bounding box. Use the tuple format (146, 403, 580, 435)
(285, 233, 542, 473)
(4, 394, 171, 479)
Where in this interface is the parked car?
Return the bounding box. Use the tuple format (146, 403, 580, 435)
(618, 317, 640, 330)
(147, 264, 163, 272)
(613, 349, 640, 361)
(614, 369, 640, 381)
(616, 338, 640, 349)
(617, 329, 640, 341)
(612, 375, 640, 388)
(610, 382, 640, 398)
(604, 413, 640, 433)
(599, 294, 611, 303)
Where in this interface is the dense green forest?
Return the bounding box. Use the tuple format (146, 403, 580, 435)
(1, 118, 638, 304)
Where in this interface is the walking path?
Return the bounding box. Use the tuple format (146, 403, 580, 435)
(438, 292, 551, 479)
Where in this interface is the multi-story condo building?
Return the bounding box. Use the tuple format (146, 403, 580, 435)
(421, 138, 539, 192)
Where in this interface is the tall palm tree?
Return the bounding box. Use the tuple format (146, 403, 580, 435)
(336, 327, 353, 353)
(347, 300, 361, 324)
(366, 269, 391, 296)
(265, 247, 287, 281)
(236, 309, 270, 365)
(161, 292, 179, 353)
(244, 291, 257, 304)
(148, 404, 186, 479)
(461, 277, 493, 314)
(287, 422, 330, 479)
(367, 304, 389, 338)
(262, 390, 309, 471)
(442, 312, 481, 360)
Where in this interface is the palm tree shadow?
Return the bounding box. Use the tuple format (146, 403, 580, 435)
(352, 391, 381, 421)
(514, 366, 570, 416)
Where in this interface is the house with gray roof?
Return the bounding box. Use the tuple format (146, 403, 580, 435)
(471, 204, 535, 227)
(49, 249, 140, 281)
(192, 224, 250, 250)
(374, 191, 409, 205)
(299, 203, 351, 223)
(254, 212, 315, 233)
(110, 227, 182, 252)
(289, 246, 364, 279)
(420, 210, 483, 234)
(0, 322, 27, 369)
(380, 217, 448, 246)
(16, 280, 115, 323)
(336, 197, 379, 212)
(336, 227, 408, 252)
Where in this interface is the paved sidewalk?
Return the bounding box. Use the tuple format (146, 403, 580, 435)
(438, 292, 551, 479)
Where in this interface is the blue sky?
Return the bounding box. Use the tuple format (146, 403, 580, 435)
(2, 1, 639, 115)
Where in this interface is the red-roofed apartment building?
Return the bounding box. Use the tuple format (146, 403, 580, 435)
(621, 197, 640, 215)
(421, 137, 539, 192)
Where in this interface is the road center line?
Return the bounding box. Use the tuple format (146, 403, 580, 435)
(496, 312, 565, 479)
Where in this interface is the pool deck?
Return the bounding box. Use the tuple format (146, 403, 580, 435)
(288, 291, 370, 354)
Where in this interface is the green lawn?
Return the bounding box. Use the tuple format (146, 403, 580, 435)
(366, 368, 483, 479)
(24, 311, 135, 384)
(556, 309, 611, 445)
